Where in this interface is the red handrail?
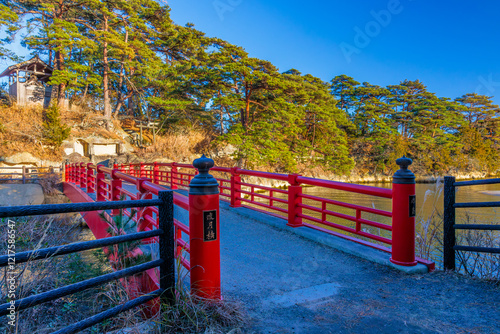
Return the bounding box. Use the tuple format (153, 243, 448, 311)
(297, 176, 393, 199)
(66, 159, 430, 270)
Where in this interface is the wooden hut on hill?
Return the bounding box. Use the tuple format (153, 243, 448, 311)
(0, 55, 56, 107)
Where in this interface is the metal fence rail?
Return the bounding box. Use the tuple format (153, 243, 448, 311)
(443, 176, 500, 270)
(0, 192, 174, 333)
(0, 165, 63, 183)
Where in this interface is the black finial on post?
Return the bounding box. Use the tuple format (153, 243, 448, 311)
(393, 156, 415, 184)
(189, 155, 219, 195)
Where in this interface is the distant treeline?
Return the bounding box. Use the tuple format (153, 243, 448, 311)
(1, 1, 498, 174)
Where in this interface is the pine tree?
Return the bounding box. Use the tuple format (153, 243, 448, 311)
(42, 105, 71, 146)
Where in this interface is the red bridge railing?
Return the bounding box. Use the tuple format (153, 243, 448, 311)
(65, 156, 434, 272)
(66, 162, 191, 272)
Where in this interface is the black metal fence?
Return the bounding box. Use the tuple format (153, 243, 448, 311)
(0, 191, 174, 333)
(0, 166, 63, 183)
(443, 176, 500, 270)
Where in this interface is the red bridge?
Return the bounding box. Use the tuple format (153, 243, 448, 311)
(63, 155, 436, 324)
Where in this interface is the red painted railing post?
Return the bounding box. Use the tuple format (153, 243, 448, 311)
(96, 165, 106, 202)
(73, 163, 77, 183)
(230, 167, 242, 207)
(87, 163, 94, 193)
(129, 163, 134, 177)
(111, 170, 123, 216)
(140, 162, 145, 178)
(153, 162, 160, 184)
(287, 174, 303, 227)
(189, 155, 221, 299)
(71, 163, 75, 183)
(171, 162, 178, 190)
(64, 160, 69, 182)
(112, 160, 118, 170)
(74, 163, 80, 185)
(390, 156, 417, 266)
(79, 162, 87, 188)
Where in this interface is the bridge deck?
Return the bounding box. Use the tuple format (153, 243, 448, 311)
(74, 183, 499, 333)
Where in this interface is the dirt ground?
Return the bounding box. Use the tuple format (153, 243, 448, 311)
(218, 203, 500, 334)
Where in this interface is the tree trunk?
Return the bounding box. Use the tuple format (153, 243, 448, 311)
(245, 86, 250, 129)
(56, 51, 66, 109)
(103, 16, 111, 124)
(113, 30, 128, 119)
(220, 108, 224, 135)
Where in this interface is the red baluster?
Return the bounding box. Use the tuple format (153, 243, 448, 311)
(87, 163, 94, 193)
(111, 169, 123, 215)
(171, 162, 178, 190)
(230, 167, 242, 207)
(96, 165, 106, 202)
(287, 173, 302, 227)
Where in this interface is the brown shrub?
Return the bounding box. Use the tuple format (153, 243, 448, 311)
(141, 127, 212, 161)
(37, 172, 62, 196)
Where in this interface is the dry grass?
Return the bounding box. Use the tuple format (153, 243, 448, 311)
(0, 104, 61, 161)
(147, 257, 248, 334)
(415, 179, 500, 281)
(455, 213, 500, 281)
(37, 172, 62, 196)
(0, 214, 143, 333)
(139, 127, 211, 161)
(61, 106, 123, 140)
(415, 178, 444, 261)
(0, 206, 247, 333)
(0, 103, 124, 165)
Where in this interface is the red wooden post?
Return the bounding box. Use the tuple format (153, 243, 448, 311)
(390, 156, 417, 266)
(75, 163, 80, 185)
(153, 162, 160, 184)
(171, 162, 178, 190)
(189, 155, 221, 299)
(140, 162, 145, 178)
(129, 163, 134, 177)
(79, 162, 87, 188)
(96, 165, 106, 202)
(67, 163, 71, 183)
(287, 173, 303, 227)
(111, 170, 123, 215)
(113, 159, 118, 170)
(72, 163, 76, 183)
(87, 163, 94, 193)
(64, 160, 69, 182)
(230, 167, 242, 207)
(73, 163, 77, 183)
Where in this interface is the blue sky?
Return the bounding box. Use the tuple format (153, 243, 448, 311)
(167, 0, 500, 104)
(2, 0, 499, 104)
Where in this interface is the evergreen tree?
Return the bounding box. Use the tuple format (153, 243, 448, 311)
(42, 105, 71, 146)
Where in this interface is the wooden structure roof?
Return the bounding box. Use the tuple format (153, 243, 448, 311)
(0, 55, 53, 83)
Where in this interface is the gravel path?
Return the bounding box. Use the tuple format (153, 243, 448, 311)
(77, 182, 500, 333)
